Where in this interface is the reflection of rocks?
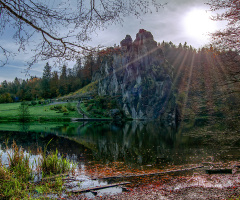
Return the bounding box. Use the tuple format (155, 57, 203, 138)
(109, 109, 124, 122)
(75, 121, 178, 165)
(94, 29, 178, 122)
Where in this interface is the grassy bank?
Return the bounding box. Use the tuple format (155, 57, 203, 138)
(0, 102, 82, 122)
(0, 141, 75, 199)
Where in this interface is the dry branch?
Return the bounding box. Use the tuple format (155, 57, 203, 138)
(70, 182, 131, 193)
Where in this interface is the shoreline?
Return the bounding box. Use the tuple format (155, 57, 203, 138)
(68, 173, 240, 199)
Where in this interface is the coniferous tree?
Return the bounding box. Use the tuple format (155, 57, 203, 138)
(41, 62, 52, 98)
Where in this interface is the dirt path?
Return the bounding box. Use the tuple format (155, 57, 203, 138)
(76, 101, 89, 119)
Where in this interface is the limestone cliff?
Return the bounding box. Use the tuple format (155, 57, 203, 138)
(93, 29, 178, 123)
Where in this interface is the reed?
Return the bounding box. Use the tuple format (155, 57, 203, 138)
(0, 140, 75, 199)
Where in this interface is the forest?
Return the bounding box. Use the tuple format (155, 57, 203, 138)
(0, 41, 239, 122)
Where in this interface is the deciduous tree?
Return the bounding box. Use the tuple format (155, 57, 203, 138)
(207, 0, 240, 52)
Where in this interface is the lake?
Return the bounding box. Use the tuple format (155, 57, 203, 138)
(0, 120, 239, 168)
(0, 120, 239, 197)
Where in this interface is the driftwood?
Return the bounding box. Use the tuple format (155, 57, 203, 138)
(206, 169, 232, 174)
(94, 165, 204, 180)
(70, 182, 131, 193)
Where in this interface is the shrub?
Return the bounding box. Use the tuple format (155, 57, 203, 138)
(0, 167, 29, 199)
(86, 104, 93, 111)
(66, 103, 75, 111)
(61, 106, 68, 113)
(54, 105, 62, 110)
(38, 100, 44, 104)
(92, 109, 101, 115)
(31, 101, 37, 106)
(88, 99, 95, 103)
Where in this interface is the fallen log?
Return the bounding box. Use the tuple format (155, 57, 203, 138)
(94, 165, 204, 180)
(70, 182, 131, 193)
(206, 169, 232, 174)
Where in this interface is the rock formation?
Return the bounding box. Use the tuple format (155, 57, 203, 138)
(93, 29, 178, 123)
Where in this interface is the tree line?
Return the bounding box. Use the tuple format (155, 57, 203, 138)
(159, 41, 240, 120)
(1, 41, 239, 116)
(0, 52, 99, 102)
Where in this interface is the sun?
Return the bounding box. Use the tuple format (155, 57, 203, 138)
(183, 9, 216, 40)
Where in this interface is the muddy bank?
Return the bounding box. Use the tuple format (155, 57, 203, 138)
(67, 173, 240, 199)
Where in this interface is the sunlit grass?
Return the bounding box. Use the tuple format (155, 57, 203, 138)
(0, 102, 82, 121)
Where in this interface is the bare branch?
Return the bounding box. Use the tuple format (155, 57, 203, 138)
(0, 0, 165, 67)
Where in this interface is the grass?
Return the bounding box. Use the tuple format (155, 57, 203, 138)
(0, 122, 85, 134)
(41, 139, 72, 177)
(0, 102, 82, 122)
(64, 81, 98, 98)
(0, 141, 75, 199)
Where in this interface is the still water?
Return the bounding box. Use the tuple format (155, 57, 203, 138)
(0, 120, 239, 168)
(0, 120, 239, 197)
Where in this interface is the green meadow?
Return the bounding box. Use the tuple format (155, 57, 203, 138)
(0, 102, 82, 122)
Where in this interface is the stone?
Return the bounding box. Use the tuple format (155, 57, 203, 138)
(94, 29, 178, 123)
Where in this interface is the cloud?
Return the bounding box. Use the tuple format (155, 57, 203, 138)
(1, 0, 226, 82)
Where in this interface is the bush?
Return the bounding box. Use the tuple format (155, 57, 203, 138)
(86, 104, 93, 111)
(92, 109, 101, 115)
(31, 101, 37, 106)
(0, 93, 13, 103)
(38, 100, 44, 104)
(54, 105, 62, 110)
(61, 106, 68, 113)
(66, 103, 75, 111)
(88, 99, 95, 103)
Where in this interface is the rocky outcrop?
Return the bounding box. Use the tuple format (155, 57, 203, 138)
(93, 29, 178, 123)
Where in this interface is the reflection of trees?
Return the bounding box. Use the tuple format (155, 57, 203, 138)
(0, 130, 90, 161)
(18, 123, 30, 132)
(77, 121, 178, 166)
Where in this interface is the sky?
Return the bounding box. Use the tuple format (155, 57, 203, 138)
(0, 0, 227, 83)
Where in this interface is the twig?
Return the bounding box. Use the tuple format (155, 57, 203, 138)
(70, 182, 131, 193)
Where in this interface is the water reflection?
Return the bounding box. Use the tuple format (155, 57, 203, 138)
(0, 121, 239, 168)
